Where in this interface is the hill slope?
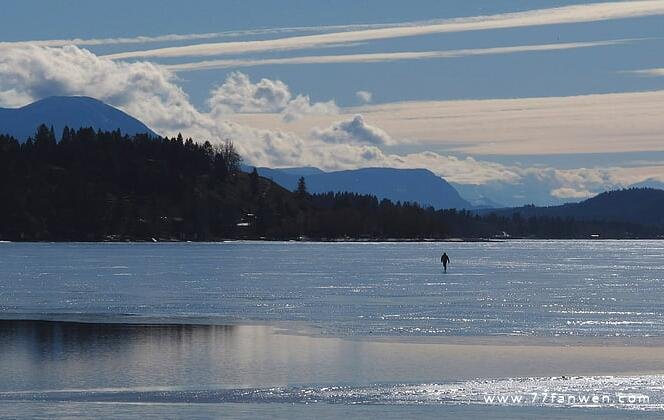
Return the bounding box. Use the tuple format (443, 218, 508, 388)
(488, 188, 664, 226)
(254, 166, 472, 209)
(0, 96, 157, 140)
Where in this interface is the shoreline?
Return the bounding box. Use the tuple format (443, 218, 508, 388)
(3, 237, 664, 244)
(1, 238, 506, 243)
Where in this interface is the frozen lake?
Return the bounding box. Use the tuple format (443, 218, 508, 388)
(1, 240, 664, 337)
(2, 240, 664, 417)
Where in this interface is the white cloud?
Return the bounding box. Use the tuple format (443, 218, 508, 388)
(281, 95, 339, 122)
(385, 151, 521, 184)
(0, 32, 251, 49)
(164, 40, 634, 72)
(207, 71, 337, 122)
(626, 68, 664, 77)
(455, 164, 664, 205)
(356, 90, 372, 104)
(513, 166, 649, 201)
(0, 44, 200, 131)
(312, 115, 393, 146)
(0, 88, 33, 108)
(103, 1, 664, 60)
(208, 72, 292, 113)
(550, 187, 595, 199)
(0, 22, 403, 49)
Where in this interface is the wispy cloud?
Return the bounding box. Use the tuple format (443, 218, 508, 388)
(0, 23, 399, 49)
(625, 68, 664, 76)
(164, 40, 634, 72)
(103, 1, 664, 60)
(0, 33, 248, 48)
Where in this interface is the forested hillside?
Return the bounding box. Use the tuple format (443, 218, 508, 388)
(489, 189, 664, 227)
(1, 126, 662, 241)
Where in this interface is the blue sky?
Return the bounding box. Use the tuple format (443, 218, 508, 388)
(1, 0, 664, 205)
(4, 0, 663, 104)
(3, 1, 617, 38)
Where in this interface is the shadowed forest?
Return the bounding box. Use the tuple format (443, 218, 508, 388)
(1, 125, 662, 241)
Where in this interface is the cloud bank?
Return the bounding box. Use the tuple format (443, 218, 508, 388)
(225, 86, 664, 156)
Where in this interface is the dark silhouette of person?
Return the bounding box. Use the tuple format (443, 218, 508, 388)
(441, 252, 450, 272)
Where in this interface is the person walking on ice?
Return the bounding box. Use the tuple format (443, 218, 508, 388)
(441, 252, 450, 272)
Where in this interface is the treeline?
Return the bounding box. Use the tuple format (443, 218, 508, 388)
(488, 188, 664, 227)
(0, 126, 662, 241)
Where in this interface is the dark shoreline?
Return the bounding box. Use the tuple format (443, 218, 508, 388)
(5, 236, 664, 243)
(0, 237, 507, 243)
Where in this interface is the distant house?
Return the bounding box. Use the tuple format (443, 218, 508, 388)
(236, 212, 256, 228)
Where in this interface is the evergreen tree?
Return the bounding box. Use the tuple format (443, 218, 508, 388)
(296, 176, 308, 198)
(34, 124, 56, 148)
(61, 126, 73, 144)
(250, 167, 260, 196)
(222, 140, 241, 175)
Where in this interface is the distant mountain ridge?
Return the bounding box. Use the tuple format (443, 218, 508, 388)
(629, 178, 664, 190)
(0, 96, 157, 140)
(486, 188, 664, 226)
(252, 166, 472, 209)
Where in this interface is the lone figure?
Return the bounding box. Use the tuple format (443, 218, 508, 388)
(441, 252, 450, 272)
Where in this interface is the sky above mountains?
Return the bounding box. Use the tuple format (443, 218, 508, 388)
(1, 0, 663, 205)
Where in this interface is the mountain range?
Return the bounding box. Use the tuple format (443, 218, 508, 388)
(253, 166, 472, 210)
(0, 96, 157, 140)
